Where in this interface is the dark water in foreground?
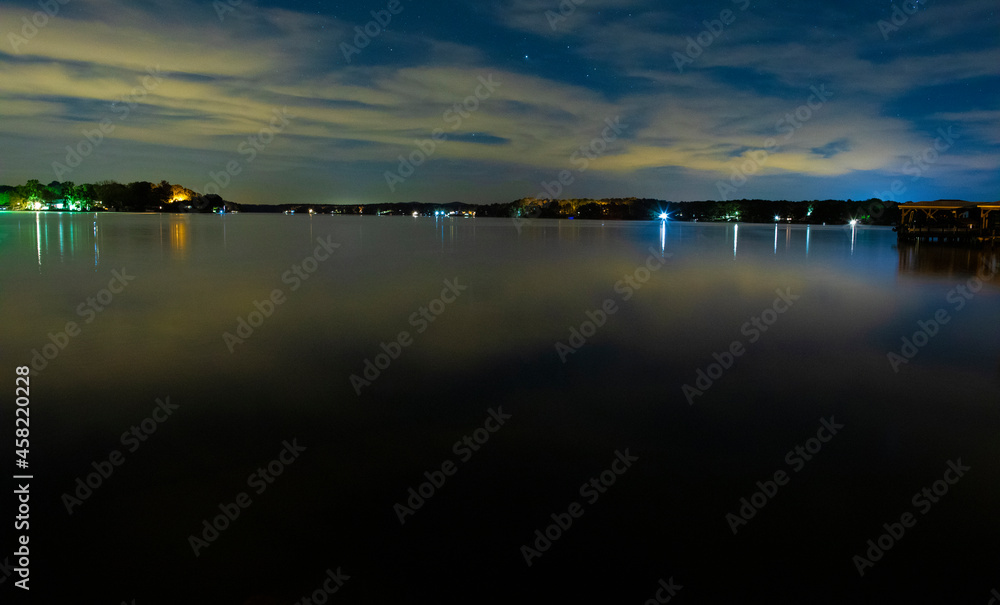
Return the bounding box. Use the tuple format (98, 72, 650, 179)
(1, 213, 998, 603)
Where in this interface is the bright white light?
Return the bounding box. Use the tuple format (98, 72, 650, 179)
(774, 215, 781, 221)
(658, 212, 668, 220)
(849, 219, 858, 226)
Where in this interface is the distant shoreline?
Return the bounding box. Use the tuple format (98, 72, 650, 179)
(0, 183, 905, 226)
(0, 208, 900, 227)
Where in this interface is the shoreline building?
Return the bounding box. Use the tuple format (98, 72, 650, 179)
(897, 200, 1000, 243)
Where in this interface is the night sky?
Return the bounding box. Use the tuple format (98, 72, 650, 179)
(1, 0, 997, 205)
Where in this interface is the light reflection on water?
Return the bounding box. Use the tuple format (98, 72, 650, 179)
(1, 213, 998, 603)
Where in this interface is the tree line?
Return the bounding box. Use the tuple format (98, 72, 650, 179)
(334, 197, 899, 225)
(0, 180, 900, 225)
(0, 180, 222, 212)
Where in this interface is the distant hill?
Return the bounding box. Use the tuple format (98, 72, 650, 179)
(0, 179, 900, 225)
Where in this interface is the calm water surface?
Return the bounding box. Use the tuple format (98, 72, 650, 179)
(1, 213, 998, 603)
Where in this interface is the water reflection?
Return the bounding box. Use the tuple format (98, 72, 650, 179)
(31, 212, 83, 268)
(898, 242, 999, 279)
(172, 220, 188, 256)
(159, 214, 190, 258)
(13, 212, 206, 269)
(3, 213, 998, 604)
(36, 212, 42, 270)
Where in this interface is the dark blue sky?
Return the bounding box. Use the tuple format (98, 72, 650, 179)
(1, 0, 997, 203)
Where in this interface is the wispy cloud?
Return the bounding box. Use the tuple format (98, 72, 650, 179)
(0, 0, 996, 203)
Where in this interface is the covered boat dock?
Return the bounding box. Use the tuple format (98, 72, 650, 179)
(897, 200, 1000, 243)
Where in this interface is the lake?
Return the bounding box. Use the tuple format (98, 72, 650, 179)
(1, 212, 998, 603)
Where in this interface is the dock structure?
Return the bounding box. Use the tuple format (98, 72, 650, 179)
(897, 200, 1000, 243)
